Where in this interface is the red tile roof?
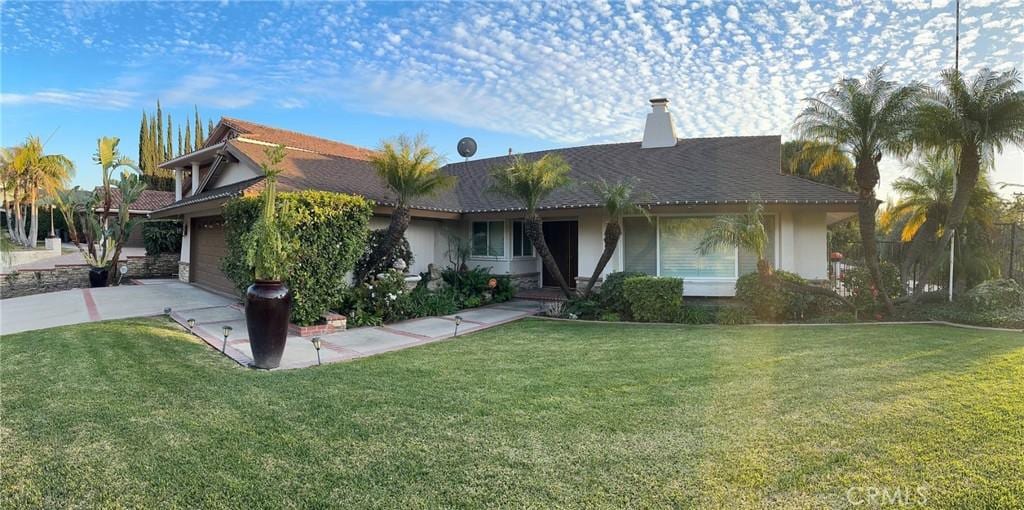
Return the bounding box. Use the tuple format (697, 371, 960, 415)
(219, 117, 375, 161)
(93, 188, 176, 212)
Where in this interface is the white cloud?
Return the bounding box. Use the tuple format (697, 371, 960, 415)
(726, 5, 740, 22)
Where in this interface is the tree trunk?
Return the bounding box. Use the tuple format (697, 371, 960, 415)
(583, 221, 620, 296)
(525, 213, 572, 298)
(756, 258, 774, 278)
(855, 158, 895, 315)
(910, 145, 981, 300)
(354, 205, 411, 283)
(28, 198, 39, 248)
(899, 213, 941, 288)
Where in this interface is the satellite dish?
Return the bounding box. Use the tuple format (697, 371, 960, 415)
(457, 137, 477, 159)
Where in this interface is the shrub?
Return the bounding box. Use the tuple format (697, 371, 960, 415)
(622, 276, 683, 322)
(679, 304, 715, 325)
(838, 261, 903, 314)
(735, 270, 811, 322)
(400, 286, 461, 318)
(714, 304, 756, 325)
(142, 220, 182, 254)
(964, 279, 1024, 310)
(598, 271, 646, 317)
(223, 190, 373, 325)
(353, 229, 413, 282)
(565, 296, 602, 320)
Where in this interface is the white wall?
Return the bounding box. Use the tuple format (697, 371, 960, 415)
(791, 210, 828, 280)
(211, 162, 259, 189)
(369, 216, 450, 274)
(180, 214, 193, 263)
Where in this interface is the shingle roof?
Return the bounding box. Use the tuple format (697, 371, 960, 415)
(150, 177, 264, 215)
(445, 136, 859, 212)
(227, 139, 462, 212)
(156, 119, 859, 216)
(92, 188, 176, 212)
(219, 117, 375, 161)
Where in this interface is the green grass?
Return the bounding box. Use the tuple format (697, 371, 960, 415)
(2, 319, 1022, 508)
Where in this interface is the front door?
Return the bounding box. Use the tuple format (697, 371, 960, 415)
(542, 220, 578, 288)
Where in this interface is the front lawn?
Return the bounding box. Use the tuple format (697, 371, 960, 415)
(2, 319, 1022, 508)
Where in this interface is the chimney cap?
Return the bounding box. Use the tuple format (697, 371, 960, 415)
(649, 97, 670, 105)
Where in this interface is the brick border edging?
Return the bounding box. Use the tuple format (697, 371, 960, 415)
(528, 316, 1024, 333)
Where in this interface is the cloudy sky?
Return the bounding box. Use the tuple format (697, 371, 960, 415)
(2, 0, 1022, 199)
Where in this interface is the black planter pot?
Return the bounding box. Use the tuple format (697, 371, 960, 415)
(245, 280, 293, 369)
(88, 267, 109, 288)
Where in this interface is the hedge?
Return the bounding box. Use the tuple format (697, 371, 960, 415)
(143, 220, 183, 255)
(622, 276, 683, 322)
(222, 190, 374, 325)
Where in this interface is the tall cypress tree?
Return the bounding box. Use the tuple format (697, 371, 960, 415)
(194, 105, 204, 151)
(139, 112, 149, 174)
(209, 119, 215, 137)
(184, 123, 191, 155)
(155, 100, 164, 166)
(165, 114, 173, 161)
(178, 126, 184, 157)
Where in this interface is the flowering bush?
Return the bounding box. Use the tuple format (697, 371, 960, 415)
(348, 269, 409, 326)
(838, 261, 902, 314)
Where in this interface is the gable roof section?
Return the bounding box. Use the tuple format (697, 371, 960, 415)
(92, 188, 176, 212)
(155, 118, 859, 217)
(445, 136, 859, 212)
(226, 139, 463, 212)
(217, 117, 375, 161)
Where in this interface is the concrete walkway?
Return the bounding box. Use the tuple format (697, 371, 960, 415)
(171, 299, 546, 370)
(0, 280, 236, 335)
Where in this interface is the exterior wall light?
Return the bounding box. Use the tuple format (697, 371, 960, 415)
(221, 325, 233, 353)
(311, 337, 322, 366)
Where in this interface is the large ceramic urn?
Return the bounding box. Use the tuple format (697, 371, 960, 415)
(245, 280, 292, 369)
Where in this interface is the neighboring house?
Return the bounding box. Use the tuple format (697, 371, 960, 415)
(93, 188, 175, 247)
(152, 100, 858, 297)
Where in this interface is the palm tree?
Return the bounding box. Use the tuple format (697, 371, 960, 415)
(908, 67, 1024, 298)
(794, 66, 921, 314)
(91, 137, 142, 284)
(489, 153, 573, 297)
(354, 134, 454, 283)
(581, 179, 649, 296)
(697, 200, 772, 278)
(2, 137, 74, 247)
(881, 153, 1002, 289)
(782, 140, 855, 191)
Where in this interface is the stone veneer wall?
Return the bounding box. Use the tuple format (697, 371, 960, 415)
(509, 272, 540, 290)
(178, 262, 190, 283)
(1, 253, 180, 299)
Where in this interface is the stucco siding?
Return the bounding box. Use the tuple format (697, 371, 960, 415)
(210, 162, 260, 189)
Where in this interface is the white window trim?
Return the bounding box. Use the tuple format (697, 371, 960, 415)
(511, 220, 536, 259)
(468, 220, 508, 261)
(621, 212, 779, 280)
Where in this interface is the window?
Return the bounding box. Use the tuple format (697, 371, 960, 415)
(512, 221, 534, 257)
(624, 215, 775, 279)
(659, 217, 736, 278)
(471, 221, 504, 257)
(623, 216, 657, 274)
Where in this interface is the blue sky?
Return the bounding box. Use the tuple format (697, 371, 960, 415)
(2, 0, 1022, 199)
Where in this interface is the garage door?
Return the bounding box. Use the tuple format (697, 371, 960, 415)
(190, 216, 238, 297)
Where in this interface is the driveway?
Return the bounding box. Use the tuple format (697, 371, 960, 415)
(0, 280, 236, 335)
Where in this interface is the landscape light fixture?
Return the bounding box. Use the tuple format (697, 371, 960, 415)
(164, 307, 172, 315)
(187, 318, 196, 333)
(453, 316, 463, 337)
(311, 337, 322, 366)
(221, 325, 233, 353)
